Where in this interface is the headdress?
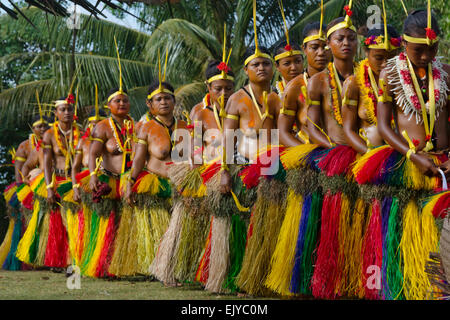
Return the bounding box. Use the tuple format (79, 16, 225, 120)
(33, 90, 47, 127)
(326, 0, 357, 38)
(147, 47, 175, 100)
(364, 0, 402, 51)
(244, 0, 273, 66)
(207, 24, 234, 83)
(54, 67, 79, 108)
(303, 0, 327, 45)
(274, 0, 302, 61)
(402, 0, 439, 46)
(89, 84, 106, 122)
(107, 36, 128, 103)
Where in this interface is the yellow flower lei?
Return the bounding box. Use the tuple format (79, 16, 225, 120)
(355, 59, 378, 126)
(327, 63, 343, 126)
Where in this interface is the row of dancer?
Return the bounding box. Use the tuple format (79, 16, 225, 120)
(1, 0, 449, 300)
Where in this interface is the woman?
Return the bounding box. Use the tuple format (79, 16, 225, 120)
(1, 113, 48, 270)
(16, 94, 80, 270)
(355, 8, 449, 300)
(75, 87, 135, 278)
(273, 41, 303, 99)
(170, 59, 235, 285)
(123, 81, 187, 283)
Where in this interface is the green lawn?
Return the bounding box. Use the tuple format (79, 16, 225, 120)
(0, 270, 276, 300)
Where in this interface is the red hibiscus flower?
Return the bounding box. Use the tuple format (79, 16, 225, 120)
(284, 44, 292, 51)
(378, 89, 384, 96)
(73, 115, 78, 121)
(390, 37, 401, 47)
(412, 139, 420, 147)
(425, 134, 431, 142)
(186, 124, 195, 130)
(66, 94, 75, 105)
(217, 62, 230, 73)
(425, 28, 437, 40)
(343, 5, 353, 17)
(82, 127, 91, 140)
(121, 127, 126, 135)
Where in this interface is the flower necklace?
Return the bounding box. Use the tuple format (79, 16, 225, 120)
(356, 59, 379, 126)
(109, 116, 135, 173)
(275, 79, 286, 98)
(29, 133, 42, 151)
(386, 52, 448, 151)
(53, 121, 80, 174)
(328, 62, 344, 126)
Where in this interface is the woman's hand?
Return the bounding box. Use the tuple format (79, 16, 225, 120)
(410, 153, 439, 177)
(89, 174, 100, 193)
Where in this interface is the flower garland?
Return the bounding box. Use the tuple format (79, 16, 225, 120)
(386, 52, 448, 124)
(356, 59, 378, 126)
(29, 133, 42, 151)
(53, 121, 80, 158)
(275, 80, 286, 98)
(202, 93, 211, 109)
(109, 116, 135, 154)
(327, 63, 343, 126)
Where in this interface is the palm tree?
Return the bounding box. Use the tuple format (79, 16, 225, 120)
(0, 7, 155, 126)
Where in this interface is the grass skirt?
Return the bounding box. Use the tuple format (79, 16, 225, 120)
(107, 170, 171, 277)
(352, 146, 448, 300)
(76, 169, 120, 278)
(15, 173, 70, 268)
(265, 144, 323, 297)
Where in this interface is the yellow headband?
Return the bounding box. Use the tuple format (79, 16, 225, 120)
(245, 0, 274, 67)
(303, 0, 326, 44)
(32, 119, 46, 127)
(366, 0, 401, 51)
(326, 0, 356, 38)
(147, 47, 174, 100)
(107, 90, 128, 103)
(403, 0, 439, 46)
(207, 23, 235, 83)
(274, 0, 303, 62)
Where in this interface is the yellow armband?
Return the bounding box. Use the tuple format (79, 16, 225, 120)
(224, 113, 239, 121)
(308, 100, 321, 106)
(42, 145, 52, 149)
(90, 137, 105, 144)
(280, 108, 297, 116)
(342, 96, 358, 106)
(401, 130, 416, 160)
(72, 183, 80, 189)
(136, 138, 148, 146)
(15, 156, 27, 162)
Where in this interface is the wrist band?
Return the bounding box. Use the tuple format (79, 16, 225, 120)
(221, 162, 229, 172)
(46, 183, 54, 189)
(42, 145, 52, 149)
(72, 183, 80, 189)
(225, 114, 239, 121)
(406, 148, 416, 160)
(90, 171, 97, 177)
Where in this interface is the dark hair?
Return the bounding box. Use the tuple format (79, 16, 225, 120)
(243, 46, 272, 66)
(147, 81, 175, 100)
(205, 59, 235, 80)
(106, 87, 128, 98)
(403, 9, 440, 37)
(302, 21, 327, 40)
(366, 24, 400, 39)
(88, 107, 108, 118)
(31, 114, 49, 126)
(273, 40, 302, 64)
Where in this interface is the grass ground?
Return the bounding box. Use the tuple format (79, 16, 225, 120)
(0, 270, 275, 300)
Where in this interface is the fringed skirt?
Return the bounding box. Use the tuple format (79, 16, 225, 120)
(352, 145, 449, 300)
(108, 169, 172, 278)
(76, 169, 121, 278)
(15, 172, 70, 268)
(168, 163, 210, 284)
(195, 160, 256, 293)
(265, 144, 324, 297)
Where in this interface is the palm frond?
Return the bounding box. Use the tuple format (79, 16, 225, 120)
(174, 81, 206, 118)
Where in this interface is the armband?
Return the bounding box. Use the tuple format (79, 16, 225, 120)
(42, 145, 52, 149)
(72, 183, 80, 189)
(280, 108, 296, 116)
(15, 156, 27, 162)
(342, 96, 358, 106)
(90, 137, 105, 144)
(308, 100, 321, 106)
(224, 114, 239, 121)
(137, 139, 148, 146)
